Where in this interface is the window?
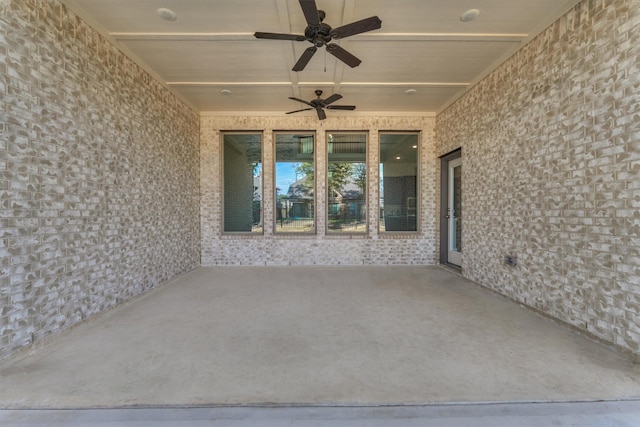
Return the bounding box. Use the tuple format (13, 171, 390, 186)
(327, 132, 367, 234)
(274, 133, 315, 233)
(379, 132, 419, 232)
(223, 132, 262, 233)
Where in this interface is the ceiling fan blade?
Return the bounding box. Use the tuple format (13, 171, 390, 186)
(330, 16, 382, 39)
(288, 97, 314, 107)
(299, 0, 320, 27)
(323, 93, 343, 106)
(317, 108, 327, 120)
(254, 32, 306, 41)
(326, 44, 361, 68)
(327, 105, 356, 110)
(292, 46, 317, 71)
(286, 108, 314, 114)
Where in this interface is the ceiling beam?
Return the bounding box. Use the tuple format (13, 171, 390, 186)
(331, 0, 357, 94)
(166, 81, 469, 88)
(274, 0, 302, 95)
(350, 33, 527, 42)
(167, 82, 297, 86)
(109, 32, 527, 43)
(339, 82, 468, 87)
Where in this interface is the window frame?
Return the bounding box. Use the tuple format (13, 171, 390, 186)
(221, 131, 264, 235)
(378, 131, 421, 234)
(273, 131, 317, 235)
(325, 131, 369, 235)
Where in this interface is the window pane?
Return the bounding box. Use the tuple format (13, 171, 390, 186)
(327, 132, 367, 233)
(223, 133, 262, 233)
(275, 133, 315, 233)
(379, 133, 419, 232)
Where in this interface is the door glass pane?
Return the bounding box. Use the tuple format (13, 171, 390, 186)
(379, 133, 419, 232)
(450, 163, 462, 252)
(275, 133, 315, 233)
(327, 132, 367, 233)
(223, 133, 262, 233)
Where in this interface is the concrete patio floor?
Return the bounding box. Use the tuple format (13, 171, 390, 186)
(0, 266, 639, 416)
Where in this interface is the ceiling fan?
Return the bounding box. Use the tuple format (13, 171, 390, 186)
(254, 0, 382, 71)
(287, 90, 356, 120)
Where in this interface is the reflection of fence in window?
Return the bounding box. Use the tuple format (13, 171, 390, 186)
(327, 199, 366, 231)
(223, 133, 263, 233)
(327, 132, 367, 234)
(276, 199, 315, 232)
(379, 133, 419, 232)
(275, 133, 315, 234)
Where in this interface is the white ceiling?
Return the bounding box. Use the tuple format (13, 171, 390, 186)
(62, 0, 581, 116)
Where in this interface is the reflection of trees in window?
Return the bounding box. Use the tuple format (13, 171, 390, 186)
(327, 162, 366, 232)
(353, 163, 366, 197)
(328, 162, 353, 197)
(295, 162, 314, 193)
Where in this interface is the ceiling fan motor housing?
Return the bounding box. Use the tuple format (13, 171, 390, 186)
(306, 22, 332, 46)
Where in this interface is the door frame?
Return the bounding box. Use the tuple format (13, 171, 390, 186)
(439, 149, 462, 268)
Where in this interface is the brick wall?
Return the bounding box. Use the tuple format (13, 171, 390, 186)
(0, 0, 201, 359)
(201, 115, 437, 266)
(437, 0, 640, 356)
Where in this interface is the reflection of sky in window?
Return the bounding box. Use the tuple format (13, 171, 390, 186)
(275, 163, 300, 194)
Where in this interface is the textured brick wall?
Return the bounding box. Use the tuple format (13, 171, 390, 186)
(201, 115, 437, 266)
(0, 0, 201, 359)
(437, 0, 640, 356)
